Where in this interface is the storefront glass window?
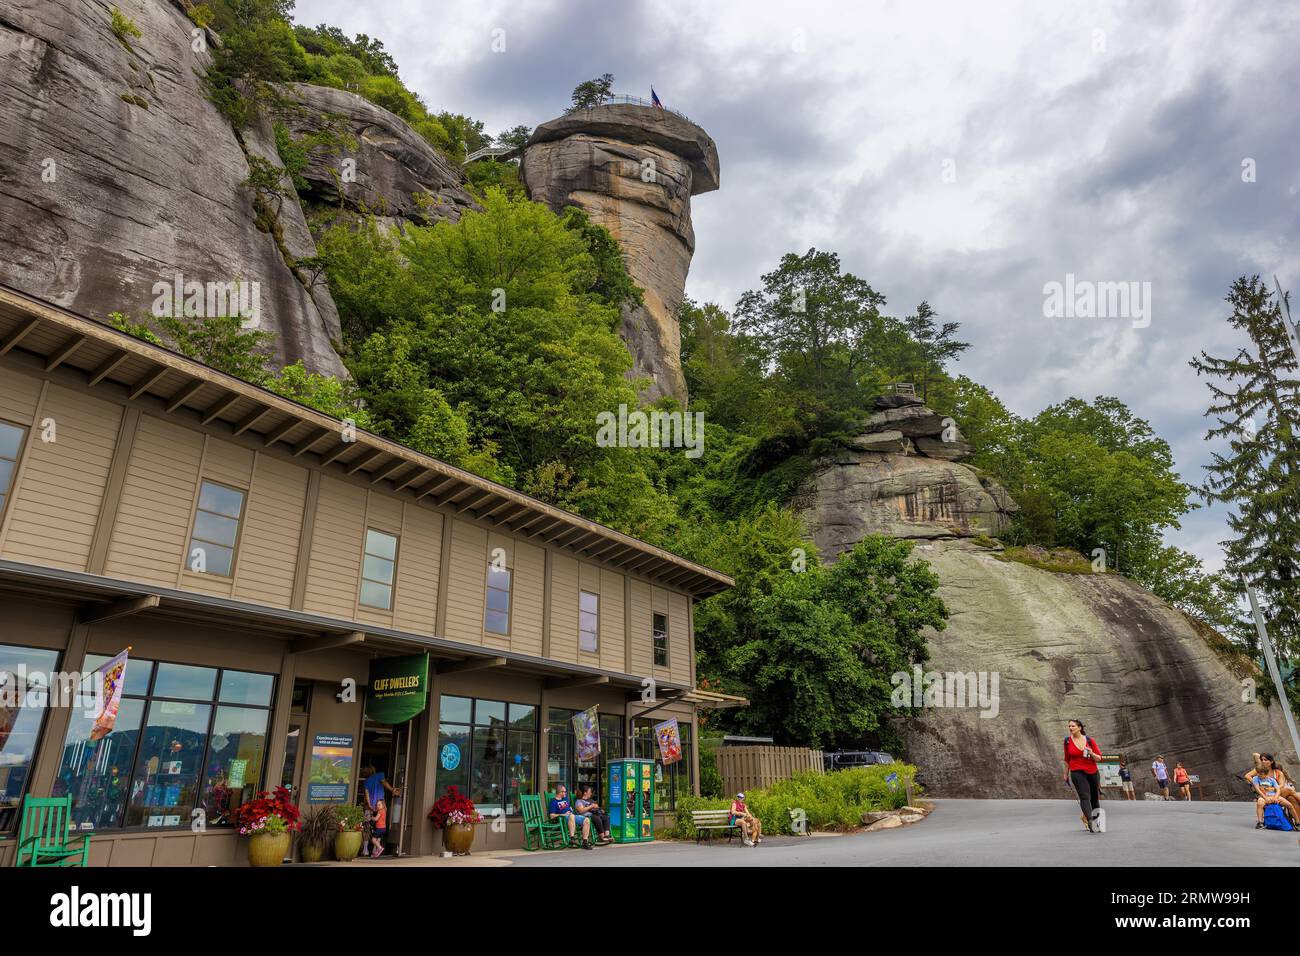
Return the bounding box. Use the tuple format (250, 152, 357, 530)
(54, 656, 274, 831)
(437, 696, 536, 814)
(0, 644, 60, 833)
(633, 719, 693, 811)
(546, 708, 623, 804)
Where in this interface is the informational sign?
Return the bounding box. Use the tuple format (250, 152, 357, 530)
(227, 758, 248, 789)
(440, 742, 461, 771)
(366, 653, 429, 725)
(308, 733, 354, 804)
(1097, 756, 1123, 788)
(90, 649, 129, 741)
(653, 718, 682, 766)
(572, 706, 600, 762)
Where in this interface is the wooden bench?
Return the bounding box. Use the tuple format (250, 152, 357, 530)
(690, 809, 741, 844)
(14, 796, 90, 867)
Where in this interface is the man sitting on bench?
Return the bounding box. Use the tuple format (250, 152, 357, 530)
(549, 784, 593, 849)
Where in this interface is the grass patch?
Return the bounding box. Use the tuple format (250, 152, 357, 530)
(110, 7, 142, 46)
(662, 763, 918, 840)
(996, 545, 1095, 574)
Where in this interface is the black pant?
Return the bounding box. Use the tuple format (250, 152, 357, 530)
(1070, 769, 1100, 819)
(583, 810, 609, 835)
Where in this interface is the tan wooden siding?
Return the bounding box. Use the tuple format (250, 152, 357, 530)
(365, 489, 403, 534)
(0, 365, 40, 424)
(103, 415, 202, 586)
(628, 579, 653, 677)
(443, 518, 487, 646)
(2, 386, 120, 572)
(510, 541, 545, 657)
(302, 476, 366, 619)
(393, 503, 441, 635)
(234, 452, 308, 608)
(549, 552, 579, 663)
(599, 567, 625, 671)
(668, 590, 691, 685)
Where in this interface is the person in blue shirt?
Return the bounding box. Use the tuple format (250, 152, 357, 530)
(548, 784, 592, 849)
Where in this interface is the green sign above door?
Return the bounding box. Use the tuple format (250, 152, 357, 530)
(366, 653, 430, 725)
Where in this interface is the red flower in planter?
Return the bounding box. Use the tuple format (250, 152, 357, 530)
(427, 785, 484, 828)
(233, 786, 302, 834)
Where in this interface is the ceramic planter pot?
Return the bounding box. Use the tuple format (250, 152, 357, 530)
(334, 829, 363, 861)
(300, 843, 326, 863)
(248, 831, 290, 867)
(443, 822, 475, 855)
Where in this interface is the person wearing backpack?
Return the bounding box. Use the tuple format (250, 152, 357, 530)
(1063, 719, 1104, 833)
(1249, 754, 1297, 830)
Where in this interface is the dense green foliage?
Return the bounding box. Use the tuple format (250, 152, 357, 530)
(665, 764, 918, 838)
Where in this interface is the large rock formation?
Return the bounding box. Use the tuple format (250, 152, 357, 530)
(0, 0, 346, 376)
(272, 83, 477, 230)
(521, 103, 720, 404)
(797, 395, 1297, 797)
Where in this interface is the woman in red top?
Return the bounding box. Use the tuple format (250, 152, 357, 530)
(1063, 719, 1103, 833)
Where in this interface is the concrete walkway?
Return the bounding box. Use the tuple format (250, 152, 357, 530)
(314, 799, 1298, 867)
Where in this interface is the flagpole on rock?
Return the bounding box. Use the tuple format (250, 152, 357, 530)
(1246, 584, 1300, 761)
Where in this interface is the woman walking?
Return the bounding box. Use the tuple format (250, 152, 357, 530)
(1063, 719, 1104, 833)
(1173, 761, 1192, 801)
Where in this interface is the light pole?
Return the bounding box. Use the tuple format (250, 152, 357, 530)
(1246, 584, 1300, 761)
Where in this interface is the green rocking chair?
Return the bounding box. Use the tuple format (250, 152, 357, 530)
(520, 793, 568, 850)
(14, 796, 90, 867)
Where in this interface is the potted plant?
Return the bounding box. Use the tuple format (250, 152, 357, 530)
(332, 804, 366, 861)
(234, 786, 301, 867)
(298, 805, 336, 863)
(427, 785, 484, 855)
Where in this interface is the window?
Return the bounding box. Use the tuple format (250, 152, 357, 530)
(546, 708, 623, 803)
(653, 612, 669, 667)
(633, 719, 693, 811)
(187, 480, 246, 577)
(437, 696, 536, 814)
(0, 644, 61, 833)
(360, 528, 398, 610)
(0, 420, 28, 521)
(579, 591, 599, 653)
(55, 657, 274, 831)
(484, 563, 511, 634)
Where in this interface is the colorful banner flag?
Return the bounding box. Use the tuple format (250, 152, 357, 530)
(572, 706, 600, 762)
(653, 717, 682, 766)
(90, 650, 129, 741)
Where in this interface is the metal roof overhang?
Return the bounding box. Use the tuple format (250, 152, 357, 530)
(0, 558, 689, 692)
(0, 283, 734, 598)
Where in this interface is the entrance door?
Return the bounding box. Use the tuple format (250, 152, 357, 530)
(359, 721, 413, 855)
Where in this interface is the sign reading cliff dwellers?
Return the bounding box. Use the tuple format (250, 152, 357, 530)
(366, 653, 430, 725)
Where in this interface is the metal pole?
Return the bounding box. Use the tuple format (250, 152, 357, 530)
(1246, 584, 1300, 761)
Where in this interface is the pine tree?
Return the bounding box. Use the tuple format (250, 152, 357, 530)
(1190, 275, 1300, 657)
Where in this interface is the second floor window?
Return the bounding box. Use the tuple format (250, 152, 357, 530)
(188, 480, 246, 577)
(0, 420, 26, 521)
(579, 590, 599, 653)
(485, 563, 511, 634)
(653, 612, 669, 667)
(360, 528, 398, 610)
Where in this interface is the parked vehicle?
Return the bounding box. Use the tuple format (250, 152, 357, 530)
(824, 751, 895, 771)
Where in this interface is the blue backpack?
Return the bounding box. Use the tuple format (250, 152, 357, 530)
(1262, 802, 1294, 831)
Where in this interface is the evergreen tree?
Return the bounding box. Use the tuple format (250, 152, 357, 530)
(568, 73, 615, 111)
(899, 300, 969, 402)
(1190, 275, 1300, 657)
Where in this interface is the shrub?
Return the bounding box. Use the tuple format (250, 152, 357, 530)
(333, 804, 366, 831)
(110, 8, 142, 45)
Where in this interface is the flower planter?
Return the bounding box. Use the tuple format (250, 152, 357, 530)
(300, 843, 326, 863)
(248, 831, 291, 867)
(334, 829, 364, 861)
(443, 822, 475, 855)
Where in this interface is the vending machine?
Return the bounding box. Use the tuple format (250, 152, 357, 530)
(607, 757, 655, 843)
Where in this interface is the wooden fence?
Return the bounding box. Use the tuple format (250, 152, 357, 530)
(716, 746, 825, 795)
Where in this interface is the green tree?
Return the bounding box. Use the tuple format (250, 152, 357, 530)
(568, 73, 614, 111)
(1190, 275, 1300, 656)
(895, 300, 970, 403)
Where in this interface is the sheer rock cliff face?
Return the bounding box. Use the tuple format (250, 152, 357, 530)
(520, 104, 721, 404)
(796, 396, 1295, 796)
(0, 1, 476, 377)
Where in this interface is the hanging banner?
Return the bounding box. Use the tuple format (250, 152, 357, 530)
(653, 717, 683, 766)
(90, 650, 130, 741)
(366, 653, 429, 725)
(572, 706, 600, 762)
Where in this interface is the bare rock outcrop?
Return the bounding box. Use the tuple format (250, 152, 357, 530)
(0, 0, 347, 376)
(521, 103, 721, 404)
(273, 83, 477, 229)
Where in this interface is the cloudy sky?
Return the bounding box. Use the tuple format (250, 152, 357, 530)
(296, 0, 1300, 571)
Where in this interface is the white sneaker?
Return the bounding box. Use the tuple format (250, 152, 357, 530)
(742, 835, 753, 847)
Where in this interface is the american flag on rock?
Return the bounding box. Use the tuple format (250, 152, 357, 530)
(651, 86, 663, 109)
